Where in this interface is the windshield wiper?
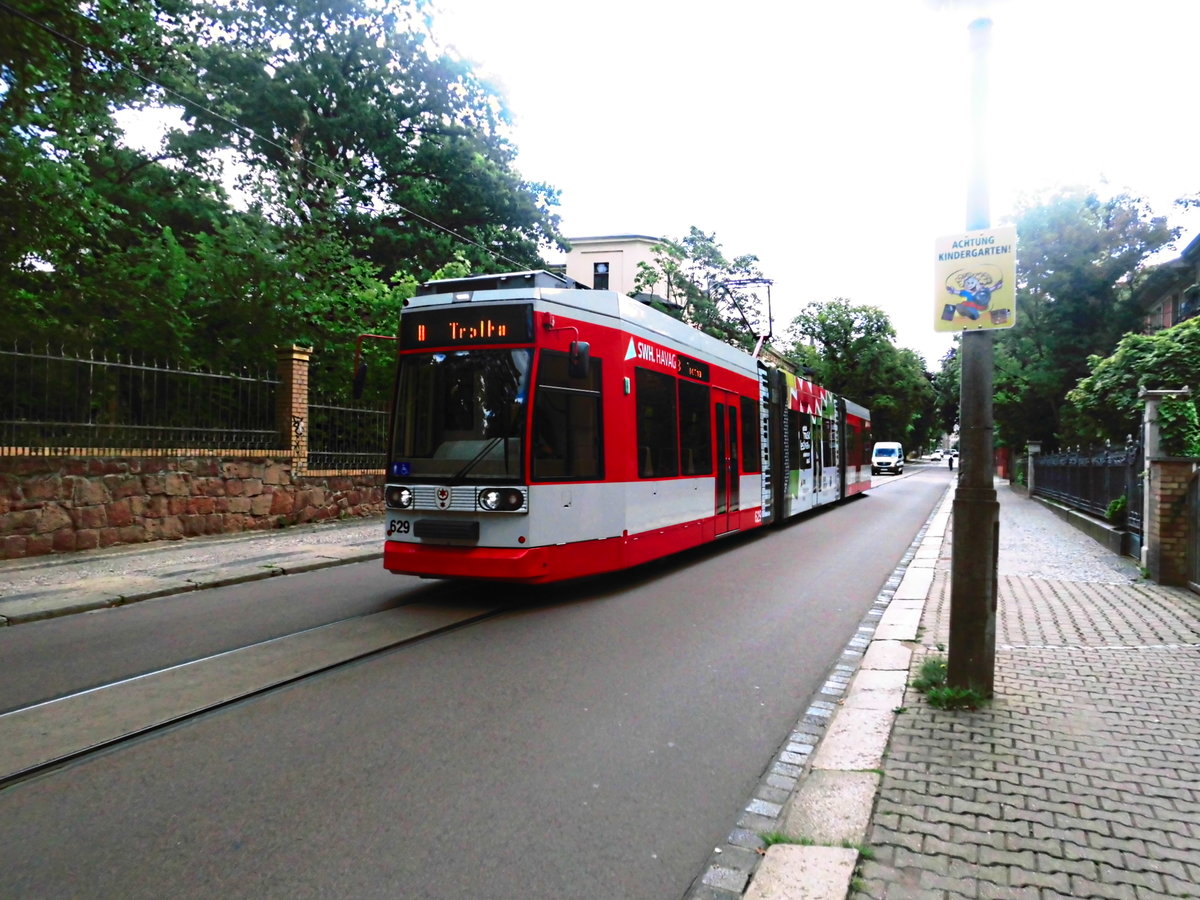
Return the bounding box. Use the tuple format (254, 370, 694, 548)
(448, 436, 509, 484)
(448, 393, 526, 483)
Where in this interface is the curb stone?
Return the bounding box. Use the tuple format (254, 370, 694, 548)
(0, 518, 385, 626)
(685, 486, 952, 900)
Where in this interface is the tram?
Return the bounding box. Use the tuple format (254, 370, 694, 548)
(380, 270, 871, 583)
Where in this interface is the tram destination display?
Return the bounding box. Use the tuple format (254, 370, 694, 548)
(401, 304, 534, 349)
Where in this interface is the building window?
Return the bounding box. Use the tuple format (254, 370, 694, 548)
(593, 262, 609, 290)
(1182, 286, 1200, 322)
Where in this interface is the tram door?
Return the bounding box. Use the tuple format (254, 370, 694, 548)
(714, 391, 741, 534)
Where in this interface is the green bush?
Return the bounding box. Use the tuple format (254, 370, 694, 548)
(1157, 395, 1200, 457)
(1106, 495, 1127, 526)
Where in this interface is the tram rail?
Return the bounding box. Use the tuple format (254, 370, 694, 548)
(0, 597, 496, 788)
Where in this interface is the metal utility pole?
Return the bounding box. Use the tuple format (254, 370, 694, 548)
(947, 16, 999, 697)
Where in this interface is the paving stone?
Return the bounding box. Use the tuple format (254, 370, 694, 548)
(700, 863, 750, 894)
(727, 828, 766, 851)
(686, 886, 740, 900)
(742, 846, 856, 900)
(919, 871, 978, 894)
(860, 640, 911, 671)
(1068, 877, 1137, 899)
(736, 811, 779, 833)
(893, 846, 949, 875)
(1161, 873, 1200, 896)
(979, 883, 1039, 900)
(781, 769, 880, 846)
(1003, 833, 1061, 855)
(1098, 863, 1166, 892)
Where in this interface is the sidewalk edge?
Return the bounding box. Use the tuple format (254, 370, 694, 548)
(686, 485, 953, 900)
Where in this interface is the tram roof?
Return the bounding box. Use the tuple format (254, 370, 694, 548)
(415, 270, 586, 296)
(411, 270, 761, 379)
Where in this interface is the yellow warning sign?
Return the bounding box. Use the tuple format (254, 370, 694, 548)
(934, 225, 1016, 332)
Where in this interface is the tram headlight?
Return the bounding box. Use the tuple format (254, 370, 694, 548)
(477, 488, 525, 512)
(386, 485, 414, 509)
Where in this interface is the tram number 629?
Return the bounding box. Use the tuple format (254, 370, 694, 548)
(387, 518, 411, 537)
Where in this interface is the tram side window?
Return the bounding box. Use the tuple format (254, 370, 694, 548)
(678, 380, 712, 475)
(532, 350, 603, 481)
(822, 413, 839, 468)
(740, 396, 761, 473)
(636, 368, 678, 478)
(847, 420, 865, 467)
(794, 412, 813, 470)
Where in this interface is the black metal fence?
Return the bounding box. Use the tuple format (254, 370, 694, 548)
(2, 345, 390, 470)
(308, 401, 389, 472)
(1031, 438, 1144, 536)
(1, 346, 281, 450)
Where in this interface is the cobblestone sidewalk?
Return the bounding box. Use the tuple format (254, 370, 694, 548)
(856, 489, 1200, 899)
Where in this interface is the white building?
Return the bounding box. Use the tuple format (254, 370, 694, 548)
(562, 234, 663, 296)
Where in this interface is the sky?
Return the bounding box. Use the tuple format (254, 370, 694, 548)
(429, 0, 1200, 369)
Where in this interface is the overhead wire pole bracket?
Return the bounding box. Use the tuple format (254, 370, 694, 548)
(714, 277, 774, 359)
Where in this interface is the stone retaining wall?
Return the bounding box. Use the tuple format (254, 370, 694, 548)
(0, 455, 383, 560)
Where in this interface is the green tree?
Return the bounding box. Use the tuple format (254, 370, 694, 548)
(632, 228, 769, 352)
(1, 0, 566, 400)
(783, 298, 936, 447)
(1066, 316, 1200, 446)
(0, 0, 182, 346)
(994, 188, 1177, 450)
(931, 344, 961, 444)
(169, 0, 563, 281)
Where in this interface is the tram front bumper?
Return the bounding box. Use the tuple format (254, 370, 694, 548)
(384, 541, 553, 583)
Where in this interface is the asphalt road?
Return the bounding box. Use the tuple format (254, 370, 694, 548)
(0, 466, 950, 899)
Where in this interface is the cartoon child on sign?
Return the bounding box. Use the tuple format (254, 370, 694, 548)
(943, 265, 1004, 322)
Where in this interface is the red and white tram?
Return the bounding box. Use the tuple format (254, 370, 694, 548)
(381, 270, 871, 583)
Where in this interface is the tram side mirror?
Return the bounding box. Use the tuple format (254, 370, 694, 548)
(568, 340, 590, 379)
(352, 361, 368, 400)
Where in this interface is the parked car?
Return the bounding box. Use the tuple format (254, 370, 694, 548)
(930, 449, 944, 461)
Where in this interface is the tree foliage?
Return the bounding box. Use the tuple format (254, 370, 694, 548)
(169, 0, 563, 279)
(993, 188, 1177, 450)
(1066, 316, 1200, 446)
(1, 0, 179, 342)
(931, 345, 961, 441)
(0, 0, 563, 399)
(783, 298, 936, 449)
(632, 228, 769, 352)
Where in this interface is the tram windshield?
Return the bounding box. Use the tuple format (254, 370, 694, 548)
(392, 349, 532, 482)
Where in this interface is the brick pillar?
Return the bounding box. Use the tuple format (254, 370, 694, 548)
(1139, 387, 1190, 577)
(1147, 460, 1195, 588)
(276, 345, 313, 474)
(1146, 459, 1194, 586)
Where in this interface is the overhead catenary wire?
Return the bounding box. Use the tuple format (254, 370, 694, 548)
(0, 0, 540, 271)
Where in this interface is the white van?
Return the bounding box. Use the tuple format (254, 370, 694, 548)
(871, 441, 904, 475)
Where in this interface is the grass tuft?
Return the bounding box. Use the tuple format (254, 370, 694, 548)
(910, 654, 989, 710)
